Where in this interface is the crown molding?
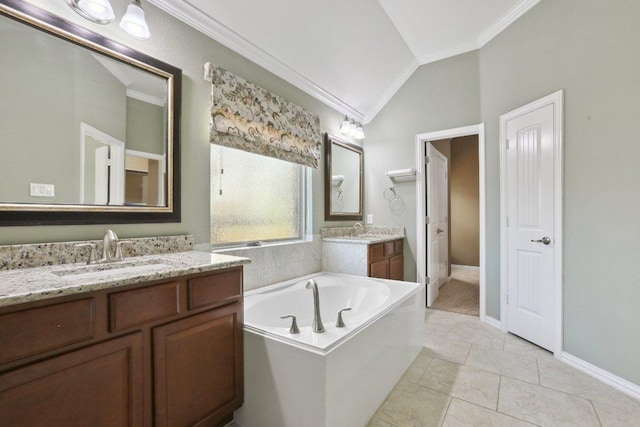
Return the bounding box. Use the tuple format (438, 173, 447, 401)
(148, 0, 540, 126)
(415, 40, 479, 66)
(362, 58, 419, 124)
(127, 88, 166, 107)
(477, 0, 542, 47)
(146, 0, 364, 122)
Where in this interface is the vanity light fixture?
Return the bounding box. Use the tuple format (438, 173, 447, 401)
(119, 0, 151, 39)
(66, 0, 151, 39)
(340, 115, 351, 134)
(339, 116, 365, 140)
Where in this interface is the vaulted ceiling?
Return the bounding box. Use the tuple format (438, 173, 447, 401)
(148, 0, 540, 123)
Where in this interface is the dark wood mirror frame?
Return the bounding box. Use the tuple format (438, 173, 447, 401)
(324, 133, 364, 221)
(0, 0, 181, 226)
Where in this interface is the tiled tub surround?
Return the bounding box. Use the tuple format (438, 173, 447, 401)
(321, 226, 405, 276)
(195, 235, 322, 292)
(0, 234, 194, 271)
(0, 250, 250, 308)
(237, 272, 425, 427)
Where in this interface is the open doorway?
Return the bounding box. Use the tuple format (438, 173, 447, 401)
(416, 124, 487, 321)
(430, 136, 480, 316)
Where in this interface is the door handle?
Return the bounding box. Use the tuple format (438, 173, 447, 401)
(531, 236, 551, 245)
(437, 228, 444, 234)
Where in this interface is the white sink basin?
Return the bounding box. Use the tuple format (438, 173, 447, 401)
(52, 259, 177, 280)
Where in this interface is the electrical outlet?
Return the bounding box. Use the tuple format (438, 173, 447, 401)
(30, 183, 55, 197)
(366, 214, 373, 224)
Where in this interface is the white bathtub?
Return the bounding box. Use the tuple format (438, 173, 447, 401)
(236, 272, 425, 427)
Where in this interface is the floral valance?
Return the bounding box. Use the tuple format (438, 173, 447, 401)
(204, 63, 322, 168)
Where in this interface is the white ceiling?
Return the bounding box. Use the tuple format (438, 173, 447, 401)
(148, 0, 540, 123)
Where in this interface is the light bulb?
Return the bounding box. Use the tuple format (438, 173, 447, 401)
(120, 1, 150, 39)
(340, 116, 351, 135)
(355, 124, 365, 140)
(73, 0, 115, 23)
(349, 120, 357, 137)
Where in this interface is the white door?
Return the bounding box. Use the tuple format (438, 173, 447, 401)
(505, 103, 556, 351)
(426, 144, 449, 306)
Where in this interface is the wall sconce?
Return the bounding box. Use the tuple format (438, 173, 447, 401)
(339, 115, 365, 140)
(65, 0, 151, 39)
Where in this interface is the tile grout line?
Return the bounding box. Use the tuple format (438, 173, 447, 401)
(439, 395, 454, 427)
(536, 358, 541, 385)
(589, 399, 604, 427)
(496, 375, 502, 412)
(495, 376, 545, 427)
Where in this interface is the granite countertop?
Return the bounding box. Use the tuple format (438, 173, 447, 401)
(0, 251, 250, 308)
(321, 234, 405, 244)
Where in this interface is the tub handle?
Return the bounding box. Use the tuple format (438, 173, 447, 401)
(280, 315, 300, 334)
(336, 308, 352, 328)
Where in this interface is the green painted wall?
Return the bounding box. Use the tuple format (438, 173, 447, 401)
(1, 0, 348, 244)
(126, 97, 164, 155)
(479, 0, 640, 385)
(364, 51, 481, 281)
(0, 19, 125, 204)
(366, 0, 640, 385)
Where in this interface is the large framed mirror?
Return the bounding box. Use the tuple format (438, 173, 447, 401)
(324, 133, 363, 221)
(0, 0, 181, 225)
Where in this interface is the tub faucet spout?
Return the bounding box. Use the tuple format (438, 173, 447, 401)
(305, 279, 325, 333)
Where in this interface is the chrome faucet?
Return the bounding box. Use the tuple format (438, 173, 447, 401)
(101, 229, 120, 262)
(305, 279, 325, 333)
(351, 222, 364, 236)
(75, 230, 128, 265)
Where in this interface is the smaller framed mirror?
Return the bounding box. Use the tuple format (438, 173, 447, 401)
(324, 133, 363, 221)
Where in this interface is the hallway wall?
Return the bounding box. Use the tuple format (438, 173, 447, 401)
(450, 135, 479, 267)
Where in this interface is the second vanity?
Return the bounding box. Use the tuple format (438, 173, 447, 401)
(0, 246, 249, 427)
(321, 226, 405, 281)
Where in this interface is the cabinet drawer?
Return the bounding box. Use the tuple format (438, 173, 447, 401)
(383, 241, 395, 257)
(109, 282, 180, 332)
(0, 298, 95, 365)
(394, 239, 403, 255)
(368, 243, 385, 262)
(188, 268, 242, 310)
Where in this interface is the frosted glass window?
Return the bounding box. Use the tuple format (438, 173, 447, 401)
(210, 145, 304, 244)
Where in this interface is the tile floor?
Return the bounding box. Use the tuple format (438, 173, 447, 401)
(367, 309, 640, 427)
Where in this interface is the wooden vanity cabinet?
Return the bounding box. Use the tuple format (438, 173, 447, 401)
(368, 238, 404, 280)
(0, 332, 144, 427)
(0, 266, 244, 427)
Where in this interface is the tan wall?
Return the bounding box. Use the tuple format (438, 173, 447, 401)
(450, 136, 479, 266)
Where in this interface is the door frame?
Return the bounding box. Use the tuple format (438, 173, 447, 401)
(499, 90, 564, 356)
(79, 122, 125, 205)
(416, 124, 486, 320)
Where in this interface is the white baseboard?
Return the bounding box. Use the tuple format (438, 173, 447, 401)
(451, 264, 480, 271)
(483, 316, 501, 329)
(561, 352, 640, 401)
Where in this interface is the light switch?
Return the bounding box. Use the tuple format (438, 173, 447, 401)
(366, 214, 373, 224)
(30, 183, 55, 197)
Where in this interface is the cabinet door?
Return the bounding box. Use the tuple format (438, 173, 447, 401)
(153, 302, 243, 427)
(390, 254, 404, 281)
(0, 333, 143, 427)
(370, 259, 389, 279)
